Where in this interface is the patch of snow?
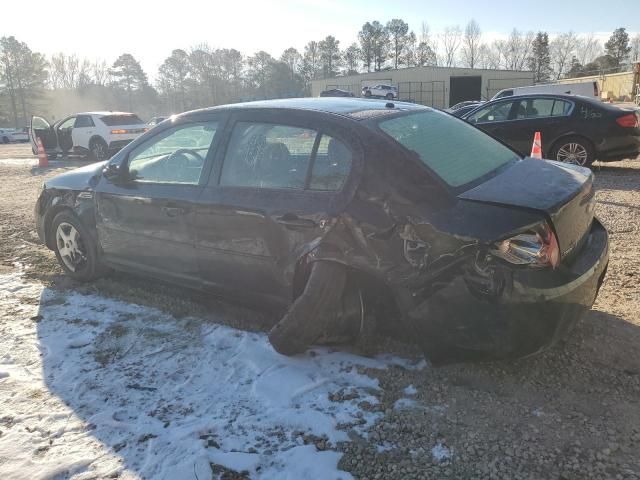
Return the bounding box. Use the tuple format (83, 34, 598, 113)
(393, 397, 420, 410)
(431, 442, 452, 463)
(403, 384, 417, 395)
(0, 273, 417, 480)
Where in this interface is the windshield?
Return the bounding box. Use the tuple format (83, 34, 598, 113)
(378, 110, 519, 187)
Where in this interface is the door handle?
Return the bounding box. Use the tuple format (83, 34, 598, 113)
(162, 206, 186, 217)
(276, 213, 317, 228)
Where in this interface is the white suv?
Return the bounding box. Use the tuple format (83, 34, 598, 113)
(0, 128, 29, 143)
(30, 112, 148, 160)
(362, 84, 398, 100)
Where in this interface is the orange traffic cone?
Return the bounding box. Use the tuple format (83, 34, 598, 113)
(530, 131, 542, 159)
(37, 137, 48, 167)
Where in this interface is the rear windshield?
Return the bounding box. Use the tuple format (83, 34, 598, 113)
(100, 114, 144, 126)
(378, 110, 518, 187)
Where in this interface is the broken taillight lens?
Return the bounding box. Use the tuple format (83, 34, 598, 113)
(490, 224, 560, 269)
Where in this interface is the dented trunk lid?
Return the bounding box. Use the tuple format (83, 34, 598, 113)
(458, 159, 595, 258)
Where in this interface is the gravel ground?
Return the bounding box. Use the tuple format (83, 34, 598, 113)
(1, 143, 639, 479)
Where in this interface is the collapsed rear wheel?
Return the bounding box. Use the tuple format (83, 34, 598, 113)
(268, 261, 347, 355)
(550, 136, 594, 167)
(89, 138, 108, 161)
(51, 211, 105, 281)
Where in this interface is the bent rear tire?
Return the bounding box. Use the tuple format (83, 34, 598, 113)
(89, 138, 108, 161)
(550, 136, 594, 167)
(268, 261, 347, 356)
(51, 211, 105, 281)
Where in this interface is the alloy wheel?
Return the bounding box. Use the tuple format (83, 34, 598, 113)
(92, 142, 106, 160)
(56, 222, 87, 272)
(556, 142, 588, 165)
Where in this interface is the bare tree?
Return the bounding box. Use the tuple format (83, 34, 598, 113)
(503, 29, 534, 70)
(576, 33, 601, 67)
(441, 26, 462, 67)
(551, 32, 578, 79)
(461, 20, 482, 68)
(92, 59, 109, 86)
(631, 34, 640, 63)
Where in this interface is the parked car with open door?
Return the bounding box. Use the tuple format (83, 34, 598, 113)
(30, 112, 148, 160)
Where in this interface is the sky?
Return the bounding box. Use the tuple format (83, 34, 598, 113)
(5, 0, 640, 77)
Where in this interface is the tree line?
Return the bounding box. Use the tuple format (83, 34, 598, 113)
(1, 22, 639, 126)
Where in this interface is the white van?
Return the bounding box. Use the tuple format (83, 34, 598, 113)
(492, 81, 599, 100)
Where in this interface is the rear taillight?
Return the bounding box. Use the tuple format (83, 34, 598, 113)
(616, 113, 639, 128)
(490, 223, 560, 269)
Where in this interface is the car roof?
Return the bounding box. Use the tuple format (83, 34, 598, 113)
(79, 111, 137, 116)
(191, 97, 426, 119)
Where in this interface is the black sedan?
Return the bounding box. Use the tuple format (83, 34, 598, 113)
(35, 98, 609, 364)
(463, 93, 640, 166)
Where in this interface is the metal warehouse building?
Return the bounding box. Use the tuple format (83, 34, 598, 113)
(310, 66, 535, 109)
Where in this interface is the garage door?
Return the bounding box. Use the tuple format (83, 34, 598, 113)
(449, 76, 482, 107)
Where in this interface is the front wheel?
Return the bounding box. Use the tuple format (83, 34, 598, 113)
(51, 211, 105, 281)
(364, 90, 372, 97)
(549, 136, 594, 167)
(2, 136, 9, 144)
(385, 93, 394, 100)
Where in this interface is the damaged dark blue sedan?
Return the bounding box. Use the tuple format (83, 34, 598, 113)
(34, 98, 609, 364)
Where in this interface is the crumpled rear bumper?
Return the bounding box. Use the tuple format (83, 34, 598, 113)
(408, 219, 609, 364)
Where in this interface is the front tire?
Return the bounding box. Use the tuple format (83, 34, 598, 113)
(89, 138, 108, 161)
(51, 211, 104, 281)
(2, 136, 9, 144)
(364, 90, 372, 97)
(385, 93, 394, 100)
(550, 136, 594, 167)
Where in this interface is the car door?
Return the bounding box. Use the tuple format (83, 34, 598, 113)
(56, 116, 76, 152)
(30, 116, 58, 152)
(466, 100, 519, 148)
(72, 115, 96, 151)
(193, 110, 357, 304)
(95, 115, 226, 282)
(505, 97, 573, 156)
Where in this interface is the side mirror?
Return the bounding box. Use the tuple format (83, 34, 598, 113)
(102, 162, 127, 183)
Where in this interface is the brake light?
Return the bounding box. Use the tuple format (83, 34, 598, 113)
(490, 224, 560, 269)
(111, 129, 127, 134)
(616, 113, 639, 128)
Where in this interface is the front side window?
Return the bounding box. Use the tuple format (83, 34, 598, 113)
(127, 122, 218, 184)
(468, 101, 513, 123)
(379, 111, 518, 188)
(59, 117, 76, 130)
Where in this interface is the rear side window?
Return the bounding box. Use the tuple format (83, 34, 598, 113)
(100, 114, 144, 126)
(379, 111, 518, 188)
(309, 136, 352, 191)
(220, 122, 352, 191)
(551, 100, 572, 116)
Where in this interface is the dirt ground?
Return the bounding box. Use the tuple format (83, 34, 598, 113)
(1, 142, 639, 479)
